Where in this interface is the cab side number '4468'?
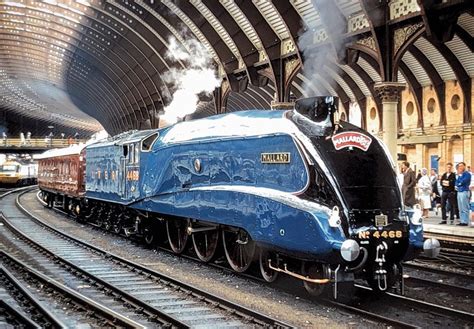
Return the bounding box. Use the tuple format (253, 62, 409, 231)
(358, 230, 402, 239)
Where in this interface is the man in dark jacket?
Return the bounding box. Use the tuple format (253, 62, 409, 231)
(401, 161, 416, 207)
(440, 162, 456, 224)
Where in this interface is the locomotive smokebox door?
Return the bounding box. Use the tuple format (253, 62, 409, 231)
(295, 97, 338, 136)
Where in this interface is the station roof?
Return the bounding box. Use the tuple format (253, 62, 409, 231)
(0, 0, 472, 136)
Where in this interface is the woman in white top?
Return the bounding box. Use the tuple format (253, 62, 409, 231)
(417, 168, 432, 218)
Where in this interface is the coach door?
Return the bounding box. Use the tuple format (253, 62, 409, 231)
(119, 145, 127, 198)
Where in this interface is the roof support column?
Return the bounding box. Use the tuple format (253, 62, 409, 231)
(375, 82, 405, 164)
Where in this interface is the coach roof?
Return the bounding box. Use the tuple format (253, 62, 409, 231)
(34, 144, 87, 160)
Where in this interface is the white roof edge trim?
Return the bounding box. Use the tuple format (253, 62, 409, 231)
(34, 143, 87, 159)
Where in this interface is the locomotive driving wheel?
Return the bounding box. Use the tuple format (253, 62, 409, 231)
(166, 218, 189, 254)
(192, 226, 219, 262)
(222, 229, 255, 272)
(259, 249, 279, 282)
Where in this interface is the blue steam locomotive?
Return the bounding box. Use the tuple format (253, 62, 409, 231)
(45, 97, 440, 300)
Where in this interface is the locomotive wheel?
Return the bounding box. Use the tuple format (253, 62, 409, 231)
(104, 220, 112, 231)
(259, 249, 279, 283)
(113, 213, 124, 234)
(166, 218, 189, 254)
(192, 226, 219, 262)
(113, 222, 122, 234)
(143, 223, 157, 246)
(302, 262, 327, 297)
(222, 229, 255, 273)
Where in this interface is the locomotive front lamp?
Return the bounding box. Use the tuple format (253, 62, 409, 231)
(340, 239, 360, 262)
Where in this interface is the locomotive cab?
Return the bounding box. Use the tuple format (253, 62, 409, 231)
(0, 162, 20, 185)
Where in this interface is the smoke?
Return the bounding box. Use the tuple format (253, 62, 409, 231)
(88, 129, 109, 143)
(160, 37, 220, 126)
(297, 0, 349, 97)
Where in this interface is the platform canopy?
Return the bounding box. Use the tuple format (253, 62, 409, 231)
(0, 0, 472, 136)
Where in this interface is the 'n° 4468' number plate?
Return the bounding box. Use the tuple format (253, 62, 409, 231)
(358, 230, 403, 239)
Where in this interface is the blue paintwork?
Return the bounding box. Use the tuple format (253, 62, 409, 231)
(84, 110, 422, 262)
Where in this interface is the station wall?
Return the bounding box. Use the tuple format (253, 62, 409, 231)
(364, 77, 473, 171)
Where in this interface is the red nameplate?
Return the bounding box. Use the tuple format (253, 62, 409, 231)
(331, 131, 372, 151)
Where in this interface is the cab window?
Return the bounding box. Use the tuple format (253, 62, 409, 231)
(141, 133, 158, 151)
(0, 165, 18, 172)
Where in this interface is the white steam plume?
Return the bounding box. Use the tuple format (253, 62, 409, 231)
(297, 0, 348, 97)
(160, 37, 220, 127)
(88, 129, 109, 143)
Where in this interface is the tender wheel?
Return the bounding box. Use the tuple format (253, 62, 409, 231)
(104, 220, 112, 231)
(302, 262, 328, 297)
(143, 223, 157, 246)
(259, 249, 279, 283)
(192, 226, 219, 262)
(166, 218, 189, 254)
(222, 229, 255, 272)
(113, 221, 122, 234)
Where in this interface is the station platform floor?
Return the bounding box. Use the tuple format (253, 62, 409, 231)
(422, 209, 474, 245)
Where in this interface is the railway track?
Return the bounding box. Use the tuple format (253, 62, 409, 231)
(27, 189, 474, 328)
(0, 188, 291, 328)
(0, 299, 41, 328)
(0, 264, 61, 328)
(0, 252, 143, 328)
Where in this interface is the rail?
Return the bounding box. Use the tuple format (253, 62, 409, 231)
(20, 187, 474, 328)
(1, 187, 292, 328)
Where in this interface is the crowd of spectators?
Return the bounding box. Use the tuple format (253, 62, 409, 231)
(399, 161, 473, 227)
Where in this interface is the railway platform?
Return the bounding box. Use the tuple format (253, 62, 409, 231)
(423, 211, 474, 248)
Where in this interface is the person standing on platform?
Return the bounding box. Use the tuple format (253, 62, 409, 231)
(430, 169, 438, 209)
(401, 161, 416, 208)
(470, 171, 474, 227)
(440, 163, 456, 224)
(433, 174, 443, 215)
(455, 162, 471, 226)
(430, 169, 437, 185)
(416, 170, 422, 183)
(418, 168, 432, 218)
